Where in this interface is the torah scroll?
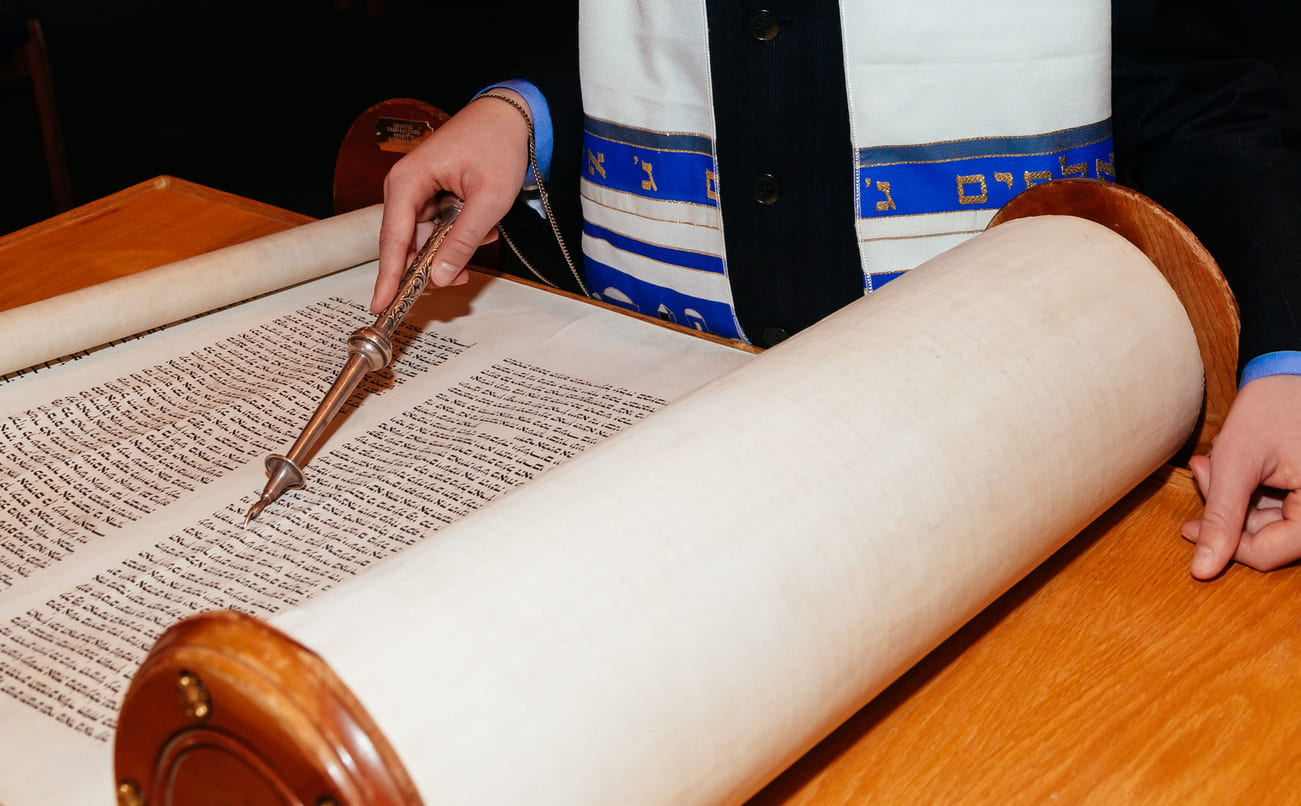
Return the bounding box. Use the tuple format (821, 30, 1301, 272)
(250, 214, 1205, 804)
(0, 205, 383, 376)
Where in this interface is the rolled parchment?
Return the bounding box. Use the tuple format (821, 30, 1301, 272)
(0, 204, 382, 376)
(270, 215, 1204, 805)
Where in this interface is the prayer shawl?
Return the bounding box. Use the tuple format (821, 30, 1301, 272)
(577, 1, 1113, 341)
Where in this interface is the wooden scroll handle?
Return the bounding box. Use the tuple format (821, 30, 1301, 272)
(989, 178, 1239, 460)
(333, 98, 450, 215)
(114, 611, 423, 806)
(331, 97, 501, 267)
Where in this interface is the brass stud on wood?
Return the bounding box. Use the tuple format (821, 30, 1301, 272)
(116, 779, 144, 806)
(176, 670, 211, 720)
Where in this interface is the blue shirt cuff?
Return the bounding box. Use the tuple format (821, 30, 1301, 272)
(477, 79, 553, 188)
(1240, 351, 1301, 388)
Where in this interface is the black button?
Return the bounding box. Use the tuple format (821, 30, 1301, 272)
(761, 327, 790, 347)
(752, 173, 781, 205)
(748, 10, 779, 41)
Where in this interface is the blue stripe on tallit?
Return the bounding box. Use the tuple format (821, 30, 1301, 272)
(857, 120, 1115, 218)
(866, 271, 904, 291)
(583, 117, 719, 207)
(583, 222, 725, 275)
(585, 117, 715, 154)
(584, 256, 741, 341)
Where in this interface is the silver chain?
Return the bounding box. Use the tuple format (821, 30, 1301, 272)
(474, 92, 589, 298)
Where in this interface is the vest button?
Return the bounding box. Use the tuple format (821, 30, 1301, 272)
(761, 327, 790, 347)
(748, 11, 779, 41)
(752, 173, 781, 205)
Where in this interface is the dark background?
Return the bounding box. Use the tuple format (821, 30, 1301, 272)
(0, 1, 576, 235)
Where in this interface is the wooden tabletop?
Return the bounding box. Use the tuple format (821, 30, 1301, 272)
(7, 179, 1299, 804)
(755, 465, 1301, 805)
(0, 176, 312, 311)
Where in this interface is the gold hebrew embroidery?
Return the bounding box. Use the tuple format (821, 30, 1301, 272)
(873, 180, 896, 211)
(1023, 170, 1053, 188)
(1059, 156, 1086, 178)
(587, 149, 606, 179)
(1096, 153, 1115, 179)
(636, 157, 658, 192)
(957, 174, 988, 205)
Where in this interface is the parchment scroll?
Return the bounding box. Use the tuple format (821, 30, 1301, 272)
(271, 216, 1205, 805)
(0, 205, 382, 376)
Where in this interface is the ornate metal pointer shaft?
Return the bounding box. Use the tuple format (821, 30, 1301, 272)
(243, 194, 463, 525)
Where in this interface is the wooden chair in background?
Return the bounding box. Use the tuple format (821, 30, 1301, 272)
(0, 13, 72, 212)
(332, 97, 448, 215)
(332, 97, 501, 267)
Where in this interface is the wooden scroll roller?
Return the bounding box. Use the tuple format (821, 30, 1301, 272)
(332, 98, 451, 215)
(113, 612, 418, 806)
(330, 98, 501, 271)
(114, 179, 1236, 806)
(988, 178, 1237, 460)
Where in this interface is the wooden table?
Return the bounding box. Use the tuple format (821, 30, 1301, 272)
(4, 178, 1298, 805)
(758, 463, 1301, 805)
(0, 176, 311, 311)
